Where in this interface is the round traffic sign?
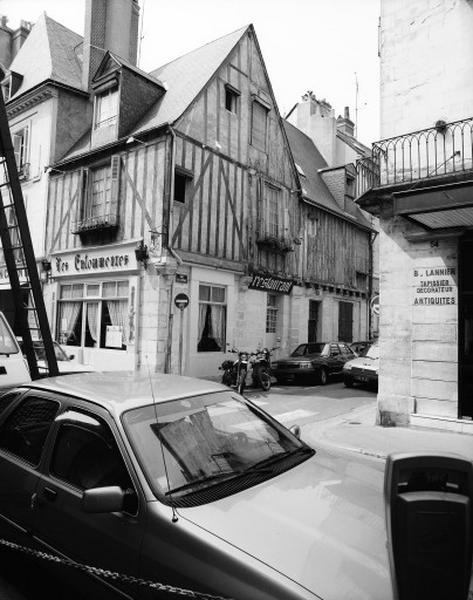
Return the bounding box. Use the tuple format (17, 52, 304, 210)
(174, 292, 189, 310)
(370, 294, 380, 316)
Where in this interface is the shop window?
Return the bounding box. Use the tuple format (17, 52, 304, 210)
(56, 280, 129, 350)
(197, 284, 226, 352)
(338, 301, 353, 343)
(224, 85, 240, 114)
(94, 87, 118, 129)
(74, 157, 120, 233)
(266, 295, 278, 333)
(174, 169, 193, 204)
(251, 100, 269, 151)
(12, 124, 29, 179)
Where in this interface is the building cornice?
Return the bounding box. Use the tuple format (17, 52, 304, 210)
(6, 80, 88, 118)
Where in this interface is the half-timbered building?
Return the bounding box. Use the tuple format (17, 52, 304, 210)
(41, 8, 374, 377)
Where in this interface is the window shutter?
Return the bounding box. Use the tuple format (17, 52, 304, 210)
(251, 101, 268, 151)
(79, 168, 89, 220)
(110, 155, 121, 215)
(12, 133, 22, 167)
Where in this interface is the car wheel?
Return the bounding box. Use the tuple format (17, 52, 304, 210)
(344, 376, 354, 388)
(318, 368, 328, 385)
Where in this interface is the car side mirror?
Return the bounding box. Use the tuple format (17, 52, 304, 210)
(289, 424, 301, 439)
(82, 486, 125, 513)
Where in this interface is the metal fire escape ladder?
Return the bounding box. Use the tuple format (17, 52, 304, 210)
(0, 88, 58, 379)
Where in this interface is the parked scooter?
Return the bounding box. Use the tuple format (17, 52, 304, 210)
(250, 346, 279, 391)
(219, 348, 250, 394)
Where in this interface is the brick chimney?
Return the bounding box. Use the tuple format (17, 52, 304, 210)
(336, 106, 355, 137)
(82, 0, 140, 90)
(0, 17, 31, 69)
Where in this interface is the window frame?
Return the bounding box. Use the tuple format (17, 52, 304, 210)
(12, 123, 30, 178)
(174, 168, 193, 204)
(266, 294, 278, 334)
(197, 283, 227, 353)
(47, 407, 139, 515)
(224, 84, 240, 114)
(56, 279, 130, 351)
(94, 87, 119, 129)
(0, 394, 60, 466)
(250, 99, 269, 151)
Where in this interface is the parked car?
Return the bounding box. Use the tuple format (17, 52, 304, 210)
(18, 339, 94, 375)
(33, 341, 94, 375)
(350, 340, 373, 357)
(0, 372, 396, 599)
(272, 341, 356, 385)
(343, 341, 379, 388)
(0, 312, 31, 390)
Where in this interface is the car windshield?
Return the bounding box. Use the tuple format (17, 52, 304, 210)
(0, 315, 19, 355)
(291, 343, 327, 357)
(365, 343, 380, 359)
(122, 391, 308, 503)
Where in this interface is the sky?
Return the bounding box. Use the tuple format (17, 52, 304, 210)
(0, 0, 381, 145)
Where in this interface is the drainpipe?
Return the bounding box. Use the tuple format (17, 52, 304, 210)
(368, 228, 377, 339)
(163, 125, 182, 373)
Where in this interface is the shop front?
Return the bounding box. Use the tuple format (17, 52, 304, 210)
(50, 241, 141, 371)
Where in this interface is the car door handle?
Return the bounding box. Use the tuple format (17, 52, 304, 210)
(43, 487, 58, 502)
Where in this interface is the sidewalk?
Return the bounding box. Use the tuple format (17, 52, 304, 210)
(306, 403, 473, 460)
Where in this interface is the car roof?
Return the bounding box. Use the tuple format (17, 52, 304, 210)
(18, 372, 228, 415)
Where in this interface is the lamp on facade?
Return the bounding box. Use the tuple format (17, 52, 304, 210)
(135, 240, 149, 267)
(126, 136, 146, 146)
(40, 258, 52, 283)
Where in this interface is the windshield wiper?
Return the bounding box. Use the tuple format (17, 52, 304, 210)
(244, 446, 313, 473)
(164, 471, 237, 496)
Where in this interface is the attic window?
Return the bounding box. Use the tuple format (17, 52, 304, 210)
(251, 100, 269, 151)
(225, 85, 240, 114)
(94, 87, 118, 129)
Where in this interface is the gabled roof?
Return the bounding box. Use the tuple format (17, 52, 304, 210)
(132, 25, 249, 133)
(283, 120, 372, 229)
(61, 24, 250, 161)
(8, 12, 83, 100)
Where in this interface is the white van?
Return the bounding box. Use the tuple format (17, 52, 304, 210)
(0, 312, 31, 389)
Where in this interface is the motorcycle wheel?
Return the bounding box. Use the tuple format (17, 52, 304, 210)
(260, 371, 271, 391)
(237, 373, 246, 395)
(222, 372, 233, 387)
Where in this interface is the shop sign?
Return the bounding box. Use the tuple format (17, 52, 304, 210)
(370, 294, 380, 316)
(51, 245, 138, 277)
(413, 266, 456, 306)
(248, 274, 294, 295)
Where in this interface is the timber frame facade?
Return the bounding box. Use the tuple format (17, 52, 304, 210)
(43, 25, 374, 376)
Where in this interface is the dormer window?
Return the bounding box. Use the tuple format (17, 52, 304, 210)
(12, 125, 29, 179)
(94, 87, 118, 129)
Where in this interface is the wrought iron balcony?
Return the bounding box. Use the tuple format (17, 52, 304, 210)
(356, 117, 473, 198)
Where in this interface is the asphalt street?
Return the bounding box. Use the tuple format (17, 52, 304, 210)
(0, 380, 377, 600)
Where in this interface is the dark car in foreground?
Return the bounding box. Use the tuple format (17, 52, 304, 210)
(272, 342, 356, 385)
(343, 341, 379, 389)
(0, 371, 402, 599)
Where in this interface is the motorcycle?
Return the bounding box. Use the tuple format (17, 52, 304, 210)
(219, 348, 250, 394)
(250, 346, 279, 391)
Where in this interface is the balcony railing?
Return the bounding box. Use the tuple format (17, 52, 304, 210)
(356, 117, 473, 197)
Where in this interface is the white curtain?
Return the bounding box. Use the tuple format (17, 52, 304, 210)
(210, 305, 225, 349)
(107, 299, 128, 344)
(60, 302, 81, 340)
(86, 302, 98, 344)
(198, 304, 207, 343)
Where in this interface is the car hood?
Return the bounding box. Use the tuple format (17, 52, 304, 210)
(179, 449, 392, 600)
(345, 357, 378, 371)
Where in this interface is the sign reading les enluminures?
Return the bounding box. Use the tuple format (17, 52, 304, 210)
(249, 274, 294, 295)
(413, 266, 456, 306)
